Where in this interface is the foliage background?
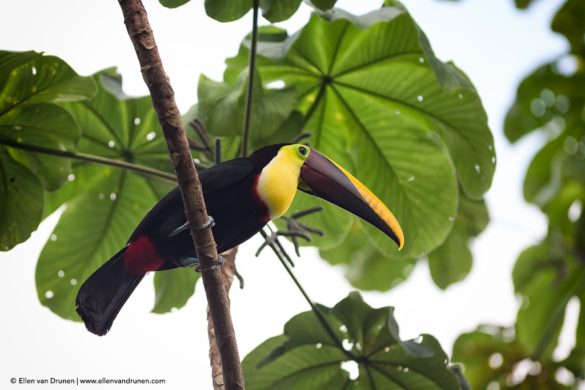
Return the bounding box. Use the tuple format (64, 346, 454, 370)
(0, 0, 575, 388)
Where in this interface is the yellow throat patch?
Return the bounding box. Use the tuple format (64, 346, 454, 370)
(257, 145, 307, 219)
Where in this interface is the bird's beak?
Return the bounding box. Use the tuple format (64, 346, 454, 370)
(299, 150, 404, 250)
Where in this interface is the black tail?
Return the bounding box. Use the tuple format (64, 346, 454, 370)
(76, 247, 144, 336)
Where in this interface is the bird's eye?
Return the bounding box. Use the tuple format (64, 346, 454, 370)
(298, 146, 308, 157)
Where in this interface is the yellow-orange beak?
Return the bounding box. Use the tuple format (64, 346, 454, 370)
(299, 150, 404, 250)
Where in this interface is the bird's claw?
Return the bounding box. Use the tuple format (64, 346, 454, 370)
(168, 216, 215, 238)
(198, 216, 216, 230)
(257, 227, 296, 268)
(195, 255, 224, 273)
(281, 206, 324, 256)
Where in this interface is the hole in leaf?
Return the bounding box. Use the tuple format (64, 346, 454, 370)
(340, 361, 359, 380)
(266, 80, 285, 89)
(555, 367, 575, 386)
(568, 200, 582, 222)
(489, 352, 503, 368)
(486, 381, 500, 390)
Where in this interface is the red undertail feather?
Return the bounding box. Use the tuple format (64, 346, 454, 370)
(124, 235, 164, 275)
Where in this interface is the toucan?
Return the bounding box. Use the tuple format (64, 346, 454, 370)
(76, 144, 404, 335)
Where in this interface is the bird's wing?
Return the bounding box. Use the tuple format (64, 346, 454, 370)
(198, 158, 256, 196)
(128, 158, 256, 241)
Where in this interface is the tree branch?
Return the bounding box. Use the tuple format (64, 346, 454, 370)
(207, 248, 238, 390)
(117, 1, 244, 388)
(0, 137, 177, 182)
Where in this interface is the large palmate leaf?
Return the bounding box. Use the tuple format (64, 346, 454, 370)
(243, 292, 461, 389)
(197, 71, 300, 149)
(35, 71, 195, 321)
(228, 5, 493, 259)
(427, 195, 489, 289)
(0, 51, 95, 250)
(0, 149, 43, 251)
(36, 170, 160, 320)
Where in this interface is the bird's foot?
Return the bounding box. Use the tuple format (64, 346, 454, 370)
(196, 255, 224, 273)
(256, 226, 297, 267)
(168, 216, 215, 238)
(280, 207, 324, 256)
(178, 256, 199, 269)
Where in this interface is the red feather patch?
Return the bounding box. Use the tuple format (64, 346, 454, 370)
(251, 175, 271, 224)
(124, 236, 164, 275)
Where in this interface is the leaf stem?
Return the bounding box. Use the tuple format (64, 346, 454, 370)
(0, 137, 177, 182)
(260, 227, 357, 361)
(240, 0, 259, 158)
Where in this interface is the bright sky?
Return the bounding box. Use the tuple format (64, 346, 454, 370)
(0, 0, 572, 388)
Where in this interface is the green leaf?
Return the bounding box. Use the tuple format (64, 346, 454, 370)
(309, 0, 337, 11)
(552, 0, 585, 57)
(452, 326, 571, 389)
(205, 0, 252, 22)
(197, 71, 299, 147)
(514, 0, 538, 9)
(36, 71, 177, 321)
(513, 244, 585, 359)
(522, 133, 562, 206)
(228, 6, 494, 259)
(0, 149, 43, 250)
(428, 196, 489, 289)
(260, 0, 302, 23)
(320, 221, 416, 291)
(205, 0, 305, 22)
(428, 224, 472, 290)
(0, 51, 96, 105)
(159, 0, 190, 8)
(504, 60, 585, 143)
(36, 171, 160, 321)
(243, 292, 461, 389)
(0, 51, 95, 250)
(562, 292, 585, 378)
(152, 268, 200, 314)
(1, 103, 79, 190)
